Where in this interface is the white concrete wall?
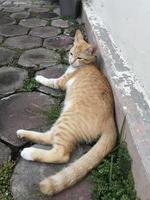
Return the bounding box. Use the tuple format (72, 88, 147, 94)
(90, 0, 150, 98)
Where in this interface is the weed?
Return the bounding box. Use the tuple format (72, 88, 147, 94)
(0, 161, 14, 200)
(90, 118, 140, 200)
(48, 5, 57, 12)
(43, 105, 62, 125)
(23, 78, 40, 92)
(57, 49, 69, 65)
(47, 20, 51, 26)
(60, 16, 77, 24)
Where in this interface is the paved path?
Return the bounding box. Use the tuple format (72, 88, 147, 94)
(0, 0, 91, 199)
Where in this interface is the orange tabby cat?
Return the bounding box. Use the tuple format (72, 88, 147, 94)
(17, 30, 117, 196)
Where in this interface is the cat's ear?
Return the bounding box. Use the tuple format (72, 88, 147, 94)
(74, 30, 84, 43)
(86, 45, 97, 55)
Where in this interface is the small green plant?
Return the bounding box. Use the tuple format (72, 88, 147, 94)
(60, 16, 77, 24)
(0, 161, 15, 200)
(43, 105, 62, 125)
(47, 21, 51, 26)
(23, 78, 40, 92)
(48, 5, 56, 12)
(57, 49, 69, 65)
(90, 118, 140, 200)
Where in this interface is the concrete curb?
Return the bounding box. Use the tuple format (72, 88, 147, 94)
(82, 1, 150, 199)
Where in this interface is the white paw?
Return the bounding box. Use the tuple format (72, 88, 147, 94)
(17, 129, 25, 138)
(35, 75, 44, 83)
(21, 147, 34, 161)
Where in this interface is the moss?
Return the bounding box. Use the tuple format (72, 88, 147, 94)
(47, 20, 51, 26)
(0, 161, 14, 200)
(60, 16, 77, 24)
(23, 78, 40, 92)
(90, 118, 140, 200)
(48, 5, 57, 12)
(57, 49, 69, 65)
(46, 105, 61, 124)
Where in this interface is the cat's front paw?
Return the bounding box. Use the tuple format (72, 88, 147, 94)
(35, 75, 44, 83)
(21, 147, 35, 161)
(17, 129, 26, 138)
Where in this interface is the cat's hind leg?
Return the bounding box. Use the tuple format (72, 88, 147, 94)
(17, 129, 53, 145)
(20, 144, 70, 163)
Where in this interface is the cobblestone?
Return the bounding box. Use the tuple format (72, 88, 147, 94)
(0, 24, 29, 37)
(51, 19, 70, 28)
(0, 47, 15, 65)
(10, 11, 30, 19)
(29, 26, 61, 38)
(18, 48, 60, 68)
(4, 35, 42, 49)
(0, 66, 28, 96)
(19, 18, 48, 28)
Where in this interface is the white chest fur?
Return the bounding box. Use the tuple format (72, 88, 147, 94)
(65, 65, 76, 90)
(66, 78, 75, 89)
(63, 78, 75, 112)
(63, 65, 77, 112)
(65, 65, 77, 74)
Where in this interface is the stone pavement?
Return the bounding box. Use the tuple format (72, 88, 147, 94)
(0, 0, 91, 199)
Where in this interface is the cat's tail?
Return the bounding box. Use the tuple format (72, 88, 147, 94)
(39, 118, 117, 196)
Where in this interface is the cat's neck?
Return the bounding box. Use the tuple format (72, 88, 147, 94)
(65, 65, 77, 74)
(66, 64, 96, 75)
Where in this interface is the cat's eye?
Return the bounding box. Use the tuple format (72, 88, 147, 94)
(77, 57, 82, 60)
(70, 52, 73, 55)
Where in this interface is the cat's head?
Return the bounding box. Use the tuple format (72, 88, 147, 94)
(69, 30, 97, 67)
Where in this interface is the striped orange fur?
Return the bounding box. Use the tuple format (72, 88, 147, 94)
(17, 30, 117, 196)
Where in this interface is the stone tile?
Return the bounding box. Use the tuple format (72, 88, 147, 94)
(29, 4, 43, 9)
(4, 35, 42, 49)
(0, 92, 56, 147)
(11, 144, 92, 200)
(1, 0, 14, 6)
(0, 0, 5, 3)
(0, 36, 3, 43)
(0, 13, 16, 25)
(29, 26, 61, 38)
(36, 65, 66, 97)
(51, 19, 70, 28)
(0, 142, 11, 165)
(43, 35, 73, 49)
(0, 24, 29, 37)
(29, 7, 49, 13)
(53, 7, 60, 16)
(0, 47, 15, 65)
(18, 48, 60, 69)
(31, 12, 58, 20)
(64, 27, 77, 37)
(38, 86, 65, 98)
(19, 18, 48, 28)
(10, 11, 30, 20)
(3, 6, 24, 12)
(0, 66, 28, 96)
(36, 64, 65, 78)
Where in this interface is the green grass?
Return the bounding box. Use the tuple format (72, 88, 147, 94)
(0, 161, 14, 200)
(60, 16, 77, 24)
(46, 105, 61, 124)
(57, 49, 69, 65)
(90, 118, 140, 200)
(23, 78, 40, 92)
(48, 5, 57, 12)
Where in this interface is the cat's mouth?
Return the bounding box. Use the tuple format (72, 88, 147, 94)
(70, 58, 77, 65)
